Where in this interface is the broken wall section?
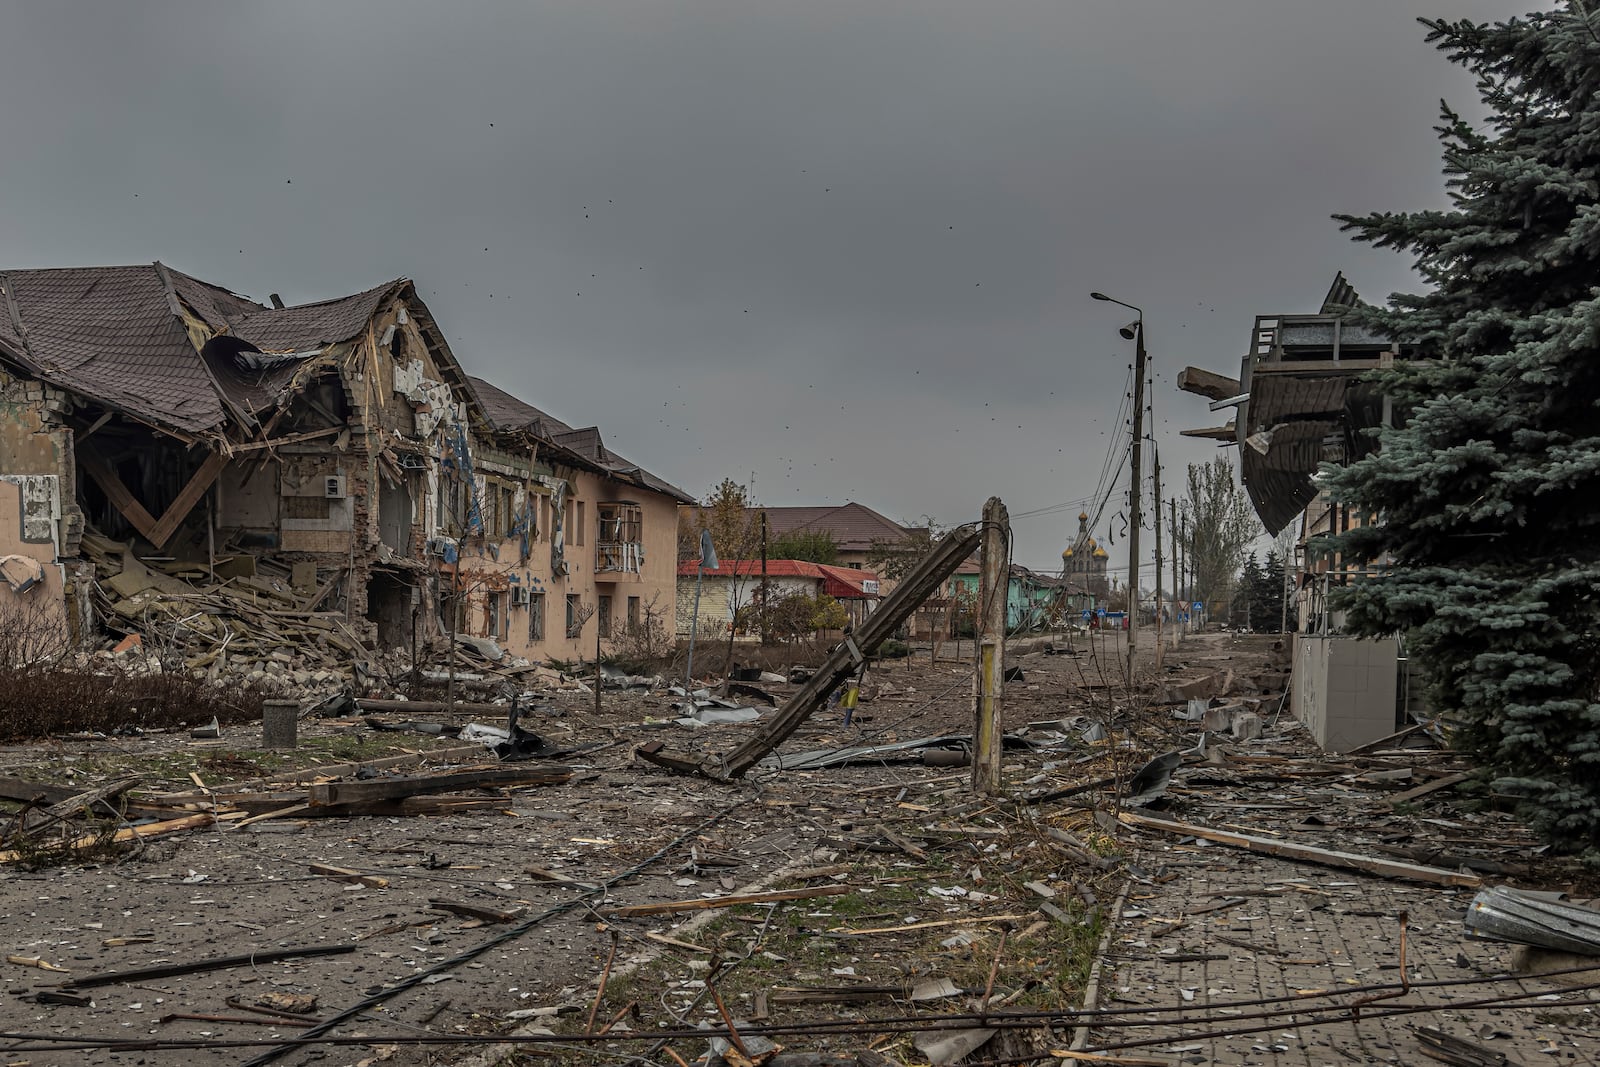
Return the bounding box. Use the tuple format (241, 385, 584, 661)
(0, 369, 82, 650)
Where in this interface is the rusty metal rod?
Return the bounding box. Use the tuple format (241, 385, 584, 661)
(979, 923, 1012, 1014)
(584, 927, 620, 1036)
(707, 968, 751, 1058)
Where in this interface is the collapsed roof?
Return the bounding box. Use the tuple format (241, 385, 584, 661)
(1179, 274, 1403, 535)
(0, 262, 483, 441)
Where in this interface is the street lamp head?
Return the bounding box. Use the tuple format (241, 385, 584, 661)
(1090, 292, 1112, 302)
(1119, 321, 1139, 341)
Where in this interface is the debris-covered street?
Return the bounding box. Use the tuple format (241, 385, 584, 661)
(7, 2, 1600, 1064)
(2, 633, 1597, 1066)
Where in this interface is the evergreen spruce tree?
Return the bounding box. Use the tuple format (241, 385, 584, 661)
(1233, 555, 1263, 630)
(1328, 4, 1600, 849)
(1253, 551, 1286, 632)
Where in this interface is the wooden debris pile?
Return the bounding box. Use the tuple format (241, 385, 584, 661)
(81, 529, 365, 685)
(0, 747, 573, 863)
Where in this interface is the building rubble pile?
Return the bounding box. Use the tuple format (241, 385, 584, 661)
(77, 529, 601, 700)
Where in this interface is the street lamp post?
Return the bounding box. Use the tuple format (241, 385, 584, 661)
(1091, 291, 1147, 686)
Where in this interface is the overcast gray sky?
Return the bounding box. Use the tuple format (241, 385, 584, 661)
(0, 1, 1517, 574)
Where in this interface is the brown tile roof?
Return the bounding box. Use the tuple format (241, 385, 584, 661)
(757, 502, 917, 552)
(469, 376, 693, 503)
(0, 265, 228, 433)
(0, 264, 454, 439)
(470, 376, 574, 437)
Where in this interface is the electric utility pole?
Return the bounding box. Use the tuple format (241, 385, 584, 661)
(1090, 291, 1146, 685)
(1152, 448, 1163, 669)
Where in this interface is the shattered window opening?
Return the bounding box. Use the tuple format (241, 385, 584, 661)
(528, 591, 545, 641)
(565, 593, 582, 638)
(596, 501, 643, 573)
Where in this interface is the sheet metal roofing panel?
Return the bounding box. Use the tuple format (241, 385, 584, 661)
(1240, 417, 1339, 535)
(1248, 375, 1351, 429)
(0, 265, 225, 433)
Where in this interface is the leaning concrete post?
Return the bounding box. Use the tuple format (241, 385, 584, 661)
(973, 497, 1009, 795)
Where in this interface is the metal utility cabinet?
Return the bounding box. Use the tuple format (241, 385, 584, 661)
(1293, 634, 1400, 752)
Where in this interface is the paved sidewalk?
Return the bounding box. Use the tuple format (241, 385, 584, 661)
(1068, 708, 1600, 1066)
(1086, 850, 1599, 1064)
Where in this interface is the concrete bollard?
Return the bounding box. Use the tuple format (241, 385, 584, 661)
(1231, 711, 1262, 742)
(262, 699, 300, 749)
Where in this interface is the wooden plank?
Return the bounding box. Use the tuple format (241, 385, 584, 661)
(1116, 811, 1482, 888)
(306, 765, 570, 807)
(145, 744, 489, 803)
(228, 426, 345, 452)
(1387, 771, 1470, 808)
(309, 863, 388, 889)
(429, 900, 523, 924)
(605, 885, 851, 917)
(147, 449, 229, 549)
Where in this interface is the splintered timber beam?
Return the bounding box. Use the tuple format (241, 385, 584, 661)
(1176, 365, 1242, 402)
(637, 524, 982, 780)
(306, 765, 570, 807)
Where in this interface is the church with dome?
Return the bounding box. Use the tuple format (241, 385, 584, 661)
(1060, 510, 1111, 609)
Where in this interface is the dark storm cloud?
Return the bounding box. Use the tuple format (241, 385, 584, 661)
(0, 0, 1516, 570)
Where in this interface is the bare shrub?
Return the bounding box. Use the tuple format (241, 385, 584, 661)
(606, 593, 674, 673)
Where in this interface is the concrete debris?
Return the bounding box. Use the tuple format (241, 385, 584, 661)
(1230, 711, 1262, 741)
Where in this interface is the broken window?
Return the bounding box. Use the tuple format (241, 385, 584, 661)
(627, 596, 640, 633)
(572, 501, 585, 547)
(528, 592, 545, 641)
(565, 593, 582, 638)
(598, 594, 612, 638)
(491, 591, 510, 640)
(482, 482, 499, 540)
(596, 502, 644, 573)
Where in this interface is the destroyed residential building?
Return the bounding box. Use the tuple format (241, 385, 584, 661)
(1179, 272, 1419, 751)
(0, 263, 689, 668)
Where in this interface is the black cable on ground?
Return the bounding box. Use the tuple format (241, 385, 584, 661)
(235, 794, 748, 1067)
